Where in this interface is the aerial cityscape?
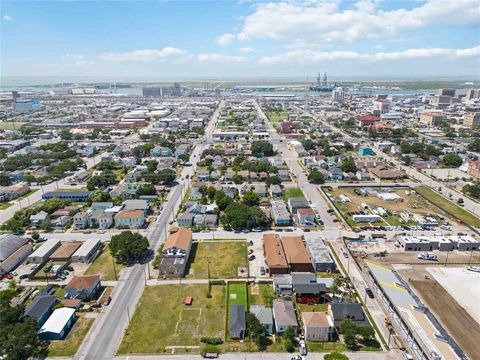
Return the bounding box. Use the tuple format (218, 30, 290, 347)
(0, 1, 479, 360)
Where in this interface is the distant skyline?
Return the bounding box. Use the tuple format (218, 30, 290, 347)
(1, 0, 479, 80)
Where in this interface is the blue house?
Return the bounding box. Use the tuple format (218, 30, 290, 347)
(329, 168, 344, 181)
(8, 170, 25, 183)
(39, 308, 77, 340)
(358, 147, 374, 156)
(23, 295, 57, 326)
(65, 275, 101, 301)
(250, 305, 274, 335)
(150, 146, 172, 157)
(42, 190, 91, 202)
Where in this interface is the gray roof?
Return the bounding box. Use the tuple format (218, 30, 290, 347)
(291, 272, 316, 284)
(24, 295, 57, 320)
(0, 235, 28, 261)
(273, 299, 298, 327)
(229, 304, 246, 335)
(330, 302, 368, 326)
(294, 283, 326, 294)
(122, 199, 148, 211)
(288, 197, 309, 207)
(250, 305, 273, 325)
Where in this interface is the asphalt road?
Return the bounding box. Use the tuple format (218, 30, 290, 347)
(76, 101, 224, 360)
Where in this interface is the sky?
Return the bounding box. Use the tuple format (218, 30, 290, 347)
(1, 0, 479, 81)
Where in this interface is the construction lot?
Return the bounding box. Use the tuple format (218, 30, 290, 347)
(396, 265, 480, 360)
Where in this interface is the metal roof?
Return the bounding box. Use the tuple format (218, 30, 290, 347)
(0, 235, 28, 261)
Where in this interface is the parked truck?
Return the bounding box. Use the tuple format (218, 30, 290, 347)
(417, 252, 437, 261)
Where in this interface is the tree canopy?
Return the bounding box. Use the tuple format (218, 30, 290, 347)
(221, 202, 270, 230)
(110, 231, 149, 264)
(251, 140, 274, 157)
(242, 191, 260, 206)
(308, 168, 325, 184)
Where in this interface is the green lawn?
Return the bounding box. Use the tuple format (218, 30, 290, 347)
(248, 283, 275, 307)
(47, 316, 94, 357)
(84, 247, 124, 281)
(264, 110, 290, 123)
(0, 202, 12, 210)
(227, 282, 248, 308)
(306, 341, 346, 352)
(0, 122, 26, 130)
(415, 186, 480, 227)
(118, 284, 226, 354)
(284, 187, 305, 201)
(186, 241, 248, 279)
(296, 302, 328, 314)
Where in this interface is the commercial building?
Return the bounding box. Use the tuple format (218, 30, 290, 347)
(332, 87, 344, 102)
(42, 190, 91, 202)
(0, 235, 32, 274)
(27, 239, 61, 263)
(281, 236, 313, 272)
(352, 214, 381, 223)
(304, 237, 334, 272)
(420, 112, 447, 126)
(50, 242, 82, 261)
(72, 238, 102, 263)
(396, 235, 479, 252)
(263, 234, 289, 274)
(464, 112, 480, 129)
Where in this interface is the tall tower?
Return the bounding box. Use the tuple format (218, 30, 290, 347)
(323, 72, 327, 86)
(317, 72, 321, 85)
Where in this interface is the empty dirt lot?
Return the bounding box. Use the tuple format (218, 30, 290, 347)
(399, 267, 480, 360)
(357, 250, 480, 267)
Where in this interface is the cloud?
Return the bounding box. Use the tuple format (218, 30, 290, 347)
(3, 15, 13, 21)
(61, 53, 85, 61)
(216, 33, 235, 46)
(237, 0, 479, 42)
(101, 47, 186, 62)
(238, 47, 254, 53)
(197, 53, 247, 63)
(259, 45, 480, 65)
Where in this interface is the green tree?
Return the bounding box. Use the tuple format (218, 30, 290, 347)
(87, 173, 118, 190)
(340, 157, 357, 173)
(242, 191, 260, 206)
(0, 173, 11, 186)
(265, 176, 282, 186)
(282, 326, 296, 352)
(136, 184, 156, 196)
(232, 174, 243, 184)
(214, 190, 233, 211)
(110, 231, 149, 264)
(246, 313, 268, 350)
(442, 153, 463, 167)
(251, 140, 274, 157)
(59, 128, 73, 140)
(303, 139, 316, 151)
(31, 231, 40, 240)
(157, 169, 176, 185)
(463, 184, 480, 199)
(145, 160, 158, 173)
(88, 190, 112, 204)
(207, 186, 217, 201)
(324, 352, 349, 360)
(308, 168, 325, 184)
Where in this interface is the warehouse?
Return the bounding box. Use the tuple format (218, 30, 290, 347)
(304, 237, 335, 272)
(397, 235, 479, 252)
(352, 214, 381, 223)
(263, 234, 289, 274)
(27, 239, 61, 263)
(281, 236, 313, 272)
(72, 238, 102, 263)
(50, 242, 82, 261)
(0, 235, 32, 274)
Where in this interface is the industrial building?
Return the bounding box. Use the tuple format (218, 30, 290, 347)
(0, 235, 33, 274)
(72, 238, 102, 263)
(27, 239, 61, 263)
(396, 235, 479, 252)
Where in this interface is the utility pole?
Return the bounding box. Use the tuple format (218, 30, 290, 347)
(112, 256, 118, 281)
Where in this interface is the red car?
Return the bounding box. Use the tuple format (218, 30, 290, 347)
(4, 274, 13, 280)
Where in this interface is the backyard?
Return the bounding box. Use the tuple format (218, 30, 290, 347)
(47, 315, 94, 357)
(118, 284, 226, 354)
(186, 241, 248, 279)
(248, 283, 275, 307)
(84, 247, 124, 281)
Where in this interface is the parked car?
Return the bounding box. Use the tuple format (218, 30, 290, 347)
(103, 295, 112, 306)
(365, 288, 374, 299)
(299, 340, 307, 356)
(248, 249, 254, 255)
(249, 240, 253, 246)
(248, 255, 256, 261)
(260, 266, 266, 275)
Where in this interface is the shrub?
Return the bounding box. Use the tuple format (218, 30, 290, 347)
(200, 337, 223, 345)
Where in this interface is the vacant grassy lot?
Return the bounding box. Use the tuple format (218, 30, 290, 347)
(284, 187, 305, 201)
(306, 342, 346, 352)
(264, 110, 290, 123)
(47, 316, 94, 357)
(296, 302, 328, 314)
(186, 241, 248, 279)
(248, 283, 275, 307)
(415, 186, 480, 227)
(84, 247, 124, 281)
(118, 284, 226, 354)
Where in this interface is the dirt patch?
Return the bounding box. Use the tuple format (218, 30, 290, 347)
(357, 250, 480, 267)
(402, 268, 480, 360)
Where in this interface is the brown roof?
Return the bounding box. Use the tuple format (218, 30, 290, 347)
(50, 242, 82, 260)
(114, 210, 144, 219)
(370, 167, 405, 179)
(164, 227, 192, 252)
(263, 234, 288, 269)
(281, 236, 311, 265)
(297, 208, 315, 216)
(65, 275, 100, 290)
(61, 298, 81, 308)
(302, 312, 330, 328)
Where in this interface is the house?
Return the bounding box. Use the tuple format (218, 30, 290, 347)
(250, 305, 273, 335)
(72, 238, 101, 263)
(38, 307, 77, 340)
(197, 171, 210, 182)
(177, 212, 194, 227)
(356, 115, 380, 128)
(122, 199, 149, 213)
(271, 200, 290, 225)
(272, 299, 298, 333)
(296, 208, 315, 227)
(42, 190, 90, 202)
(29, 211, 50, 227)
(150, 146, 172, 157)
(272, 274, 293, 296)
(302, 312, 333, 342)
(114, 210, 145, 228)
(73, 212, 88, 230)
(229, 304, 246, 340)
(65, 275, 101, 301)
(253, 183, 267, 197)
(88, 210, 113, 229)
(270, 185, 283, 197)
(91, 202, 113, 211)
(291, 272, 326, 304)
(287, 197, 310, 214)
(0, 235, 32, 274)
(239, 182, 251, 195)
(358, 147, 374, 156)
(193, 214, 218, 227)
(281, 236, 313, 272)
(23, 295, 57, 326)
(159, 227, 193, 277)
(329, 168, 344, 181)
(263, 234, 289, 274)
(329, 302, 369, 327)
(278, 169, 290, 181)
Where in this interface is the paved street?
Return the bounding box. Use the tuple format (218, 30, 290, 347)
(75, 101, 224, 360)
